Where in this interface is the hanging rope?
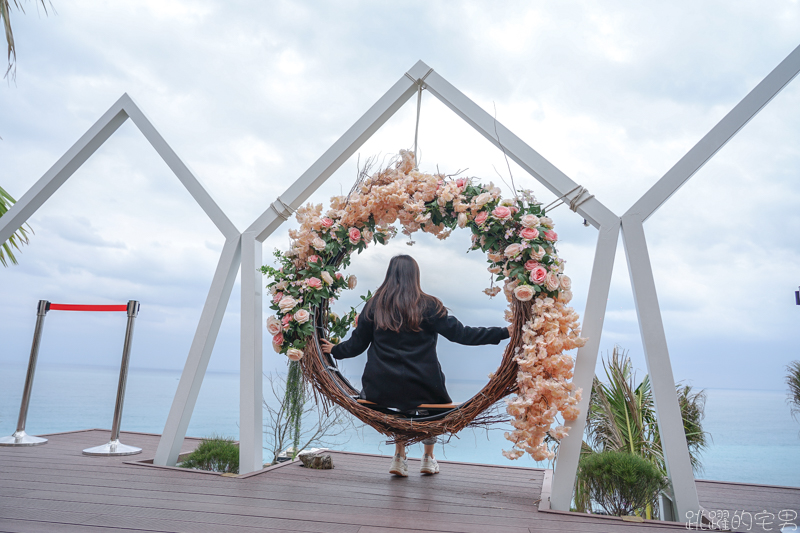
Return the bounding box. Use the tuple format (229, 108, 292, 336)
(405, 68, 433, 169)
(270, 196, 296, 221)
(544, 185, 594, 213)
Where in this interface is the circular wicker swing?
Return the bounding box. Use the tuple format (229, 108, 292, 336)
(299, 289, 534, 444)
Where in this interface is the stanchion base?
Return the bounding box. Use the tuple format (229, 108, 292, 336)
(82, 439, 142, 456)
(0, 430, 48, 447)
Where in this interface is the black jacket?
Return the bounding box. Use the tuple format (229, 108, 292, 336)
(331, 300, 510, 411)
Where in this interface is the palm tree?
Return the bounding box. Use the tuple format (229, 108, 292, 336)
(0, 184, 32, 266)
(575, 345, 710, 515)
(787, 360, 800, 423)
(1, 0, 50, 78)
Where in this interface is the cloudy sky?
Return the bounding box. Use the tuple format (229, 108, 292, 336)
(2, 1, 799, 398)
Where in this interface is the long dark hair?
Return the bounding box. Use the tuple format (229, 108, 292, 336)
(366, 255, 446, 332)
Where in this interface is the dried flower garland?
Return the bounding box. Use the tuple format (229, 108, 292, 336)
(261, 150, 586, 461)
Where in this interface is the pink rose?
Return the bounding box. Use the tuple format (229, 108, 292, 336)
(456, 177, 467, 189)
(307, 277, 322, 289)
(524, 260, 539, 271)
(475, 211, 488, 225)
(348, 227, 361, 244)
(504, 243, 522, 258)
(492, 206, 512, 220)
(545, 271, 560, 291)
(513, 285, 535, 302)
(530, 266, 548, 284)
(520, 227, 539, 240)
(335, 272, 343, 280)
(321, 217, 334, 228)
(272, 332, 284, 346)
(294, 309, 310, 324)
(287, 348, 304, 361)
(266, 315, 282, 335)
(307, 255, 320, 264)
(353, 313, 359, 328)
(281, 314, 292, 326)
(544, 230, 558, 242)
(520, 214, 539, 228)
(272, 292, 283, 304)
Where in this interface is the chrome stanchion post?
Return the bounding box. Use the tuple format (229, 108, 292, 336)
(0, 300, 50, 446)
(83, 300, 142, 456)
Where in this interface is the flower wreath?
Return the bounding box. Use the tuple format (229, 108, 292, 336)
(261, 150, 586, 461)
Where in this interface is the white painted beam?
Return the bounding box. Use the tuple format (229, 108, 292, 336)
(621, 214, 700, 521)
(122, 94, 240, 239)
(247, 61, 428, 242)
(239, 231, 263, 474)
(422, 71, 617, 229)
(154, 236, 242, 466)
(626, 43, 800, 222)
(549, 220, 621, 510)
(0, 97, 129, 244)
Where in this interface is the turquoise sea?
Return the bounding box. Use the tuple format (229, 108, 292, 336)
(1, 362, 799, 487)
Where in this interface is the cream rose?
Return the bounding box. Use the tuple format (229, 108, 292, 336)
(294, 309, 310, 324)
(320, 271, 334, 285)
(560, 275, 572, 291)
(514, 285, 535, 302)
(278, 296, 297, 312)
(457, 212, 468, 228)
(473, 192, 492, 207)
(348, 275, 358, 290)
(287, 348, 304, 361)
(520, 214, 539, 228)
(545, 271, 560, 291)
(530, 244, 546, 261)
(557, 289, 573, 303)
(266, 315, 282, 335)
(312, 237, 326, 251)
(539, 216, 554, 228)
(504, 243, 522, 258)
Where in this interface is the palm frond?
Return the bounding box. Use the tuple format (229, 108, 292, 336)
(0, 184, 33, 266)
(2, 0, 51, 79)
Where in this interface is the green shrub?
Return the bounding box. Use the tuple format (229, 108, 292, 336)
(178, 436, 239, 474)
(578, 450, 668, 517)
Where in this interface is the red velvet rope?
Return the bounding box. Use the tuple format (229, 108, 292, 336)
(49, 304, 128, 312)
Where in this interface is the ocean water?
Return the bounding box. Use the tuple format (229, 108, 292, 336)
(1, 361, 798, 487)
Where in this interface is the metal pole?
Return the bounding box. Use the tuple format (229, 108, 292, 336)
(83, 300, 142, 456)
(0, 300, 50, 446)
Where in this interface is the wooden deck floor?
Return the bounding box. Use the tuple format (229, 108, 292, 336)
(0, 429, 797, 532)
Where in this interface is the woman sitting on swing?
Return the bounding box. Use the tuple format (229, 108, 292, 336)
(320, 254, 511, 477)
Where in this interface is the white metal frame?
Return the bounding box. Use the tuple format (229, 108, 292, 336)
(3, 48, 798, 521)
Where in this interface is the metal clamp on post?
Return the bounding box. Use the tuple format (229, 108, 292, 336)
(83, 300, 142, 456)
(0, 300, 51, 446)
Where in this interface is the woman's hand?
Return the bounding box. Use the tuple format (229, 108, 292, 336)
(320, 338, 335, 355)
